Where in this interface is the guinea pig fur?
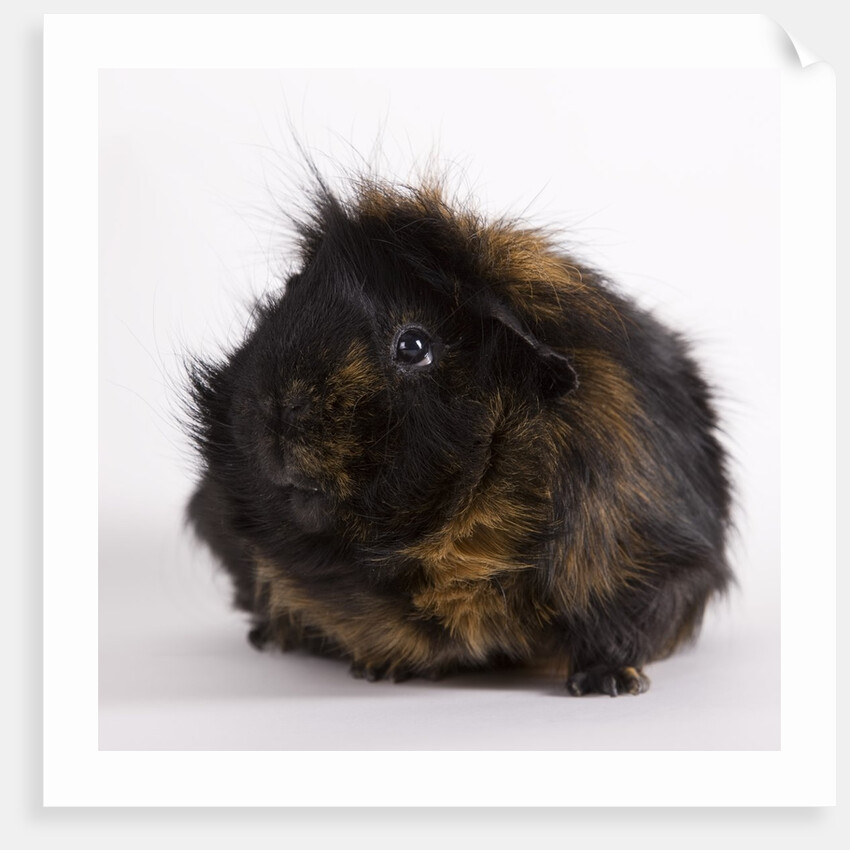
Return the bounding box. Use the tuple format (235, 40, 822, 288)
(185, 175, 733, 697)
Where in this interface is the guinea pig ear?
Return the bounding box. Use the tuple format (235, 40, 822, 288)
(489, 300, 579, 398)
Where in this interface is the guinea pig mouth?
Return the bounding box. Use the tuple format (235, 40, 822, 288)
(262, 454, 319, 492)
(260, 455, 334, 532)
(288, 486, 333, 534)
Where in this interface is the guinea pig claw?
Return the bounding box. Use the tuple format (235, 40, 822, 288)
(601, 674, 619, 697)
(565, 671, 589, 696)
(622, 667, 651, 695)
(566, 665, 650, 697)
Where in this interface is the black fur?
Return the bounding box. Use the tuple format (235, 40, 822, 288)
(184, 174, 733, 696)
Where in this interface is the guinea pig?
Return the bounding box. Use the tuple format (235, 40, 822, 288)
(185, 173, 733, 697)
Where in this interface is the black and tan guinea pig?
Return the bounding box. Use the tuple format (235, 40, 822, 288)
(185, 173, 733, 697)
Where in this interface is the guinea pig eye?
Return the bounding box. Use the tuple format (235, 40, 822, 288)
(394, 327, 434, 369)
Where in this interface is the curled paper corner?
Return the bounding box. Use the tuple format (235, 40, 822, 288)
(765, 15, 823, 69)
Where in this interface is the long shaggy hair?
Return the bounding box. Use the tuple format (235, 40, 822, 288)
(185, 172, 732, 696)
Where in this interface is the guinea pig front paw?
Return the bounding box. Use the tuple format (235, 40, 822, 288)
(247, 621, 272, 651)
(247, 618, 303, 652)
(566, 665, 650, 697)
(349, 661, 415, 684)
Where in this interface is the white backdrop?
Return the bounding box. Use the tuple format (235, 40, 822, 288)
(98, 65, 780, 750)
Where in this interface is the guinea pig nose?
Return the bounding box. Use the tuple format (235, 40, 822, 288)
(280, 395, 311, 426)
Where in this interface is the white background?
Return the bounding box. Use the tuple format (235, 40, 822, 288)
(26, 7, 835, 831)
(98, 65, 781, 751)
(0, 0, 840, 835)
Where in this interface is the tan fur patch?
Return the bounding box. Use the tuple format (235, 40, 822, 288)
(255, 559, 446, 673)
(290, 339, 381, 500)
(545, 348, 670, 612)
(354, 180, 618, 335)
(400, 395, 554, 657)
(411, 574, 547, 662)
